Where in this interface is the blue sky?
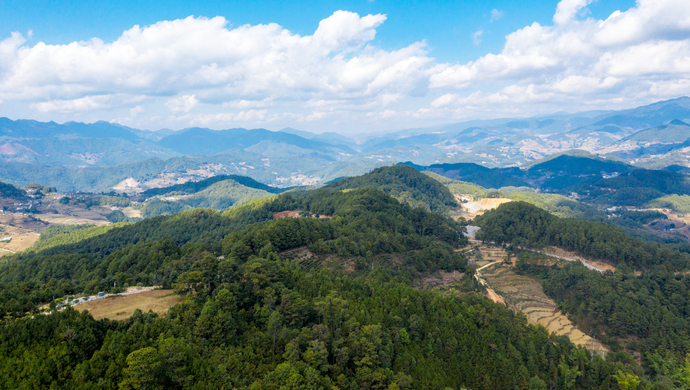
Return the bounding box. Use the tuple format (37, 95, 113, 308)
(0, 0, 687, 134)
(0, 0, 634, 64)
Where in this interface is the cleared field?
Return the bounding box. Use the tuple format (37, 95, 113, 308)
(73, 289, 183, 321)
(480, 261, 608, 354)
(122, 206, 142, 218)
(460, 198, 512, 218)
(0, 215, 44, 255)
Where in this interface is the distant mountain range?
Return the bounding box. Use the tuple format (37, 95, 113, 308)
(405, 152, 690, 206)
(0, 97, 689, 192)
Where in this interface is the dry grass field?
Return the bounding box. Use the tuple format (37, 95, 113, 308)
(73, 289, 184, 321)
(0, 214, 45, 255)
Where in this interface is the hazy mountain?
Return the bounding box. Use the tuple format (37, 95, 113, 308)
(2, 97, 690, 192)
(157, 127, 355, 156)
(0, 117, 179, 166)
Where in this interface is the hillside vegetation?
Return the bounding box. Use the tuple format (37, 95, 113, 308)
(139, 179, 275, 217)
(325, 165, 457, 213)
(475, 202, 689, 269)
(0, 186, 643, 389)
(0, 181, 27, 199)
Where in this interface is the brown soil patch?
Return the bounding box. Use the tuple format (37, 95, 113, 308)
(485, 286, 505, 305)
(461, 198, 512, 218)
(273, 210, 302, 219)
(279, 246, 314, 261)
(74, 289, 183, 321)
(273, 210, 331, 219)
(419, 270, 465, 290)
(542, 246, 616, 272)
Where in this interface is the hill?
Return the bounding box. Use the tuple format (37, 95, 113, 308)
(0, 181, 27, 199)
(139, 174, 288, 199)
(401, 161, 529, 188)
(622, 120, 690, 143)
(139, 179, 277, 218)
(324, 165, 457, 213)
(0, 186, 643, 390)
(474, 201, 689, 269)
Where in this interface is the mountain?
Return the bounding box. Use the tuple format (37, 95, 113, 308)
(2, 97, 690, 193)
(0, 117, 179, 166)
(0, 118, 141, 140)
(400, 161, 529, 188)
(622, 119, 690, 143)
(137, 174, 292, 217)
(528, 154, 630, 176)
(139, 174, 288, 199)
(157, 127, 355, 157)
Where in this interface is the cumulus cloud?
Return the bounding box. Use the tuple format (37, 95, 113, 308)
(428, 0, 690, 117)
(165, 95, 198, 113)
(0, 1, 689, 130)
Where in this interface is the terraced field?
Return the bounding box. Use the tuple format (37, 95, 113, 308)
(478, 246, 609, 355)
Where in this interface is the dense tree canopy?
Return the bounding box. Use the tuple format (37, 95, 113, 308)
(475, 202, 690, 269)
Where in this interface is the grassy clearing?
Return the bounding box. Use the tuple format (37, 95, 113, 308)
(73, 289, 183, 321)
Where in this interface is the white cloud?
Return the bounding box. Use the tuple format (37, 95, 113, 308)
(553, 0, 592, 25)
(490, 9, 504, 22)
(165, 95, 198, 113)
(472, 30, 483, 45)
(130, 105, 144, 117)
(428, 0, 690, 117)
(0, 1, 689, 131)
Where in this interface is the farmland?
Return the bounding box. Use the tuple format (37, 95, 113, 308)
(474, 245, 609, 354)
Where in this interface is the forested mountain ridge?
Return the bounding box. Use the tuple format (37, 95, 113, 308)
(324, 165, 458, 213)
(408, 153, 690, 207)
(0, 181, 27, 199)
(0, 186, 646, 389)
(474, 201, 690, 270)
(0, 187, 467, 314)
(465, 200, 690, 385)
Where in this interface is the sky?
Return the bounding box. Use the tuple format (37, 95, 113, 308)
(0, 0, 688, 134)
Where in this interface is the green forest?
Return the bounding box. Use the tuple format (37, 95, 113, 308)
(325, 165, 458, 214)
(475, 202, 690, 269)
(0, 183, 646, 389)
(4, 166, 690, 388)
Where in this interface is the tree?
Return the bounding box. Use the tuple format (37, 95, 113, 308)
(119, 347, 162, 390)
(614, 370, 641, 390)
(268, 311, 284, 362)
